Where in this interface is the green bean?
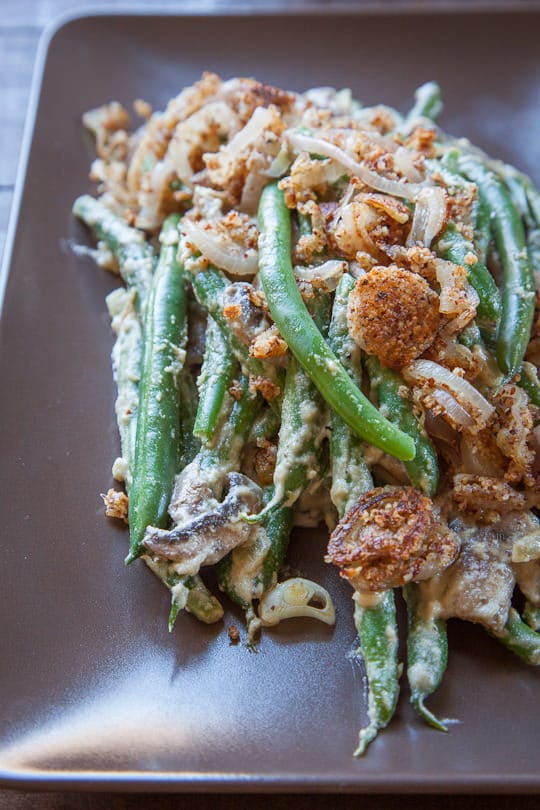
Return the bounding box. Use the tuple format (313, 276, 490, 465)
(365, 355, 443, 732)
(437, 222, 501, 326)
(126, 214, 188, 564)
(523, 601, 540, 632)
(168, 572, 224, 628)
(297, 211, 313, 239)
(361, 350, 440, 741)
(474, 195, 492, 263)
(164, 371, 261, 625)
(193, 316, 235, 446)
(249, 405, 281, 444)
(366, 355, 438, 498)
(526, 226, 540, 286)
(248, 289, 331, 522)
(164, 369, 260, 625)
(503, 171, 531, 222)
(403, 584, 448, 732)
(429, 160, 500, 321)
(257, 182, 415, 462)
(519, 172, 540, 225)
(73, 195, 155, 312)
(500, 169, 540, 286)
(104, 264, 215, 615)
(257, 500, 294, 594)
(329, 404, 371, 511)
(456, 154, 536, 380)
(144, 558, 223, 628)
(327, 273, 359, 373)
(197, 373, 260, 476)
(190, 266, 284, 408)
(177, 366, 201, 470)
(403, 81, 442, 130)
(327, 273, 372, 516)
(518, 361, 540, 409)
(248, 352, 327, 522)
(458, 322, 483, 350)
(106, 287, 143, 492)
(198, 371, 266, 628)
(217, 485, 293, 610)
(222, 241, 328, 613)
(353, 592, 400, 756)
(490, 608, 540, 665)
(327, 274, 400, 756)
(426, 161, 491, 264)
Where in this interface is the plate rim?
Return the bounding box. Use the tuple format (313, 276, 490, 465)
(2, 6, 540, 793)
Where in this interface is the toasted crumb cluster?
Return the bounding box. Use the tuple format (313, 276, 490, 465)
(327, 486, 459, 591)
(347, 266, 440, 369)
(102, 488, 129, 523)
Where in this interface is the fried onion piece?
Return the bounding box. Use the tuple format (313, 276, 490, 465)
(326, 486, 459, 591)
(347, 265, 440, 369)
(451, 473, 527, 523)
(102, 488, 129, 523)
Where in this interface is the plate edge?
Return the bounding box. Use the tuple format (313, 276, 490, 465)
(1, 768, 540, 794)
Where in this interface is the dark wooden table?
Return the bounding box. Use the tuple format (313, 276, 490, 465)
(2, 1, 540, 807)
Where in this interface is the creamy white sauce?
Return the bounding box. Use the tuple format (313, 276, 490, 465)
(228, 526, 272, 603)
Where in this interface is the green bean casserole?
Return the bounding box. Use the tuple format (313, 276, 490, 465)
(73, 74, 540, 755)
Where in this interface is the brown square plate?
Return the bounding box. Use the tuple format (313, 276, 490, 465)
(1, 7, 539, 793)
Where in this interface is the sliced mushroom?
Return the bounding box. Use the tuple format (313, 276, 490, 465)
(222, 282, 270, 347)
(168, 457, 217, 526)
(143, 473, 262, 575)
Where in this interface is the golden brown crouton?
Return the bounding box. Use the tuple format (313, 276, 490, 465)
(102, 488, 129, 523)
(326, 486, 458, 591)
(347, 265, 440, 369)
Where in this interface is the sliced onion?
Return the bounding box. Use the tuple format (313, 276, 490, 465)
(303, 86, 354, 115)
(288, 152, 345, 193)
(135, 101, 237, 229)
(135, 159, 175, 230)
(425, 408, 460, 443)
(224, 105, 275, 158)
(436, 259, 465, 311)
(264, 146, 291, 178)
(459, 436, 501, 476)
(358, 192, 410, 224)
(191, 185, 225, 220)
(430, 389, 475, 430)
(406, 187, 447, 247)
(182, 218, 258, 276)
(404, 359, 495, 429)
(330, 200, 378, 258)
(239, 171, 268, 215)
(285, 129, 423, 201)
(393, 146, 424, 182)
(168, 101, 238, 181)
(258, 578, 336, 626)
(511, 530, 540, 563)
(356, 129, 398, 151)
(434, 258, 479, 333)
(205, 106, 284, 197)
(294, 259, 347, 290)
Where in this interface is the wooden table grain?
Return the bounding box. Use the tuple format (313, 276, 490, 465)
(1, 1, 540, 807)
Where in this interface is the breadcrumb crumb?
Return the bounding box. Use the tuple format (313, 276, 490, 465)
(102, 488, 129, 523)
